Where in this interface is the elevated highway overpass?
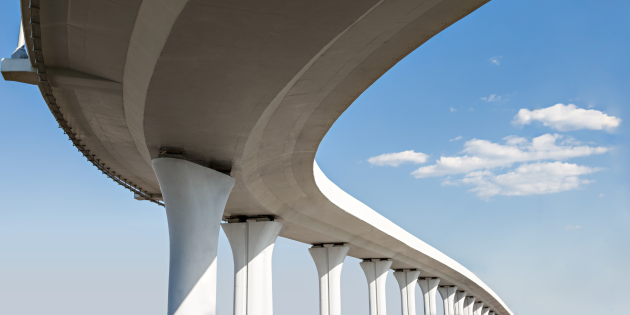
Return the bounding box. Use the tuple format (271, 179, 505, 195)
(2, 1, 512, 315)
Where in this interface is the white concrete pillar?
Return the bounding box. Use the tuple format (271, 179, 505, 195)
(417, 277, 440, 315)
(437, 286, 457, 315)
(222, 219, 283, 315)
(152, 157, 235, 315)
(309, 244, 350, 315)
(480, 307, 490, 315)
(488, 311, 495, 315)
(454, 290, 467, 315)
(393, 269, 421, 315)
(463, 296, 476, 315)
(472, 302, 485, 315)
(360, 259, 392, 315)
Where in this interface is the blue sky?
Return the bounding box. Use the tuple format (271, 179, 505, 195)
(1, 1, 629, 315)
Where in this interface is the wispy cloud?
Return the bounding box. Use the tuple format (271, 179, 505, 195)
(371, 101, 612, 199)
(450, 107, 457, 112)
(513, 104, 621, 132)
(368, 150, 429, 167)
(412, 134, 609, 178)
(459, 162, 600, 199)
(565, 225, 582, 230)
(408, 134, 608, 199)
(481, 94, 503, 102)
(489, 56, 502, 65)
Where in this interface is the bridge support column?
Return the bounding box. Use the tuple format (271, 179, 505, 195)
(473, 302, 485, 315)
(222, 218, 283, 315)
(455, 290, 467, 315)
(418, 277, 440, 315)
(309, 244, 350, 315)
(360, 259, 392, 315)
(464, 296, 476, 315)
(481, 307, 490, 315)
(152, 157, 235, 315)
(438, 285, 458, 315)
(393, 269, 421, 315)
(488, 310, 495, 315)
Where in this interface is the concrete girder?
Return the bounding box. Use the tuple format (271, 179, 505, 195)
(6, 1, 514, 314)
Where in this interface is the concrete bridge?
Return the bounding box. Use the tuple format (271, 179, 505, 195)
(2, 1, 512, 315)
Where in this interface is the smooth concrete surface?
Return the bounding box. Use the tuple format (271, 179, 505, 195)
(222, 221, 283, 315)
(488, 311, 495, 315)
(360, 259, 392, 315)
(464, 296, 477, 315)
(308, 244, 350, 315)
(1, 58, 37, 84)
(10, 1, 514, 314)
(418, 277, 441, 315)
(455, 291, 467, 315)
(438, 286, 458, 315)
(481, 307, 490, 315)
(473, 302, 485, 315)
(393, 270, 421, 315)
(152, 158, 235, 315)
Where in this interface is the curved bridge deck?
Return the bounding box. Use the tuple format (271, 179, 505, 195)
(4, 0, 511, 314)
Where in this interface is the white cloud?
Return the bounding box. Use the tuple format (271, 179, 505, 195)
(412, 134, 609, 178)
(513, 104, 621, 132)
(599, 193, 604, 197)
(489, 56, 502, 65)
(449, 136, 463, 142)
(559, 136, 582, 146)
(460, 162, 600, 199)
(368, 150, 429, 167)
(450, 107, 457, 112)
(481, 94, 503, 102)
(565, 225, 583, 230)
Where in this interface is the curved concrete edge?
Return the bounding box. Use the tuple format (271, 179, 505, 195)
(313, 161, 513, 315)
(13, 0, 163, 198)
(123, 0, 190, 167)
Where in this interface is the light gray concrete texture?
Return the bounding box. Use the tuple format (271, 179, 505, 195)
(438, 286, 457, 315)
(222, 220, 282, 315)
(473, 302, 485, 315)
(152, 158, 235, 315)
(418, 277, 441, 315)
(309, 244, 350, 315)
(360, 259, 392, 315)
(393, 270, 421, 315)
(464, 296, 477, 315)
(455, 291, 467, 315)
(2, 0, 515, 314)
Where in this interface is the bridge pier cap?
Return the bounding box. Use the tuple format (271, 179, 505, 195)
(309, 244, 350, 315)
(393, 269, 421, 315)
(360, 259, 392, 315)
(222, 218, 282, 315)
(152, 157, 235, 315)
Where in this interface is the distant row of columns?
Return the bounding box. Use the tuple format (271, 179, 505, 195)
(393, 274, 496, 315)
(153, 157, 500, 315)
